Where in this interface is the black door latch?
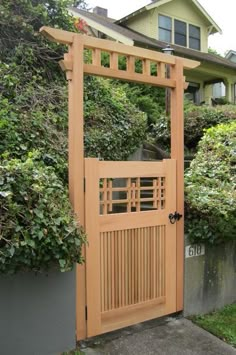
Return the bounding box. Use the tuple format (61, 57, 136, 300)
(168, 211, 182, 224)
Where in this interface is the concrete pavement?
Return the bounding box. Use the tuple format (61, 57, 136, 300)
(79, 316, 236, 355)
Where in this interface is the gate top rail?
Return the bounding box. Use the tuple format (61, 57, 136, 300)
(40, 26, 199, 70)
(40, 26, 199, 88)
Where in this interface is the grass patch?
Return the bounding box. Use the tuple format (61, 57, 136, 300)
(191, 303, 236, 347)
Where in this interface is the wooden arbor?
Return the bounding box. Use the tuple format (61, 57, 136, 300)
(40, 26, 200, 339)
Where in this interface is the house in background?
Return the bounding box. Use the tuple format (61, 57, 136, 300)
(213, 50, 236, 101)
(225, 50, 236, 63)
(69, 0, 236, 105)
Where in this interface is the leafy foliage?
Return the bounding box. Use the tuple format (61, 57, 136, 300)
(0, 0, 148, 273)
(0, 153, 86, 274)
(149, 103, 236, 152)
(185, 121, 236, 244)
(208, 47, 223, 57)
(84, 77, 147, 160)
(122, 83, 165, 127)
(184, 104, 235, 150)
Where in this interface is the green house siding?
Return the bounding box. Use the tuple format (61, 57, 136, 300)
(125, 0, 209, 52)
(123, 11, 155, 39)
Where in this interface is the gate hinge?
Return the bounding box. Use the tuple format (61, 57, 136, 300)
(85, 305, 88, 321)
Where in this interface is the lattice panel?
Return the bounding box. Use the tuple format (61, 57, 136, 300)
(100, 226, 166, 313)
(100, 177, 166, 215)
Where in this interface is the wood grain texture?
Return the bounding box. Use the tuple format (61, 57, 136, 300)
(85, 158, 177, 336)
(170, 58, 184, 312)
(68, 37, 87, 341)
(39, 27, 198, 338)
(85, 158, 102, 337)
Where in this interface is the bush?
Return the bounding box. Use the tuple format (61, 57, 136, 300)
(0, 153, 86, 274)
(184, 104, 235, 150)
(149, 103, 236, 152)
(84, 77, 147, 160)
(0, 0, 148, 274)
(185, 121, 236, 244)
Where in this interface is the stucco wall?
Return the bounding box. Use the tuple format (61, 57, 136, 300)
(0, 269, 76, 355)
(184, 239, 236, 316)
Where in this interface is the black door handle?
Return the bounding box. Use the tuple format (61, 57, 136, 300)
(168, 211, 182, 224)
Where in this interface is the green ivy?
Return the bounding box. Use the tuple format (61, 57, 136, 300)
(84, 77, 147, 160)
(185, 121, 236, 244)
(0, 0, 148, 274)
(0, 152, 86, 274)
(184, 104, 235, 150)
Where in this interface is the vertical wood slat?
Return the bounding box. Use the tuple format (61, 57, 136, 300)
(110, 52, 118, 69)
(111, 231, 115, 310)
(170, 59, 184, 311)
(101, 232, 104, 312)
(131, 229, 135, 304)
(144, 227, 147, 301)
(121, 230, 125, 307)
(143, 59, 151, 75)
(107, 231, 111, 311)
(138, 228, 141, 303)
(85, 158, 101, 337)
(127, 56, 135, 73)
(158, 62, 166, 78)
(92, 48, 101, 66)
(136, 178, 140, 212)
(125, 230, 129, 306)
(108, 179, 113, 212)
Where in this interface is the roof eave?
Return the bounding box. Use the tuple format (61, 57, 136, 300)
(69, 8, 134, 46)
(117, 0, 222, 35)
(192, 0, 222, 34)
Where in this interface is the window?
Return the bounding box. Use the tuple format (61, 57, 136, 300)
(189, 24, 201, 50)
(158, 14, 201, 51)
(174, 19, 187, 46)
(159, 15, 172, 42)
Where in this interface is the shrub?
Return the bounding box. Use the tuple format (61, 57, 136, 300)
(84, 77, 147, 160)
(149, 103, 236, 152)
(184, 104, 235, 150)
(0, 153, 86, 274)
(185, 121, 236, 244)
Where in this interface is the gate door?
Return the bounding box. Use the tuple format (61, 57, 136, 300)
(85, 158, 177, 337)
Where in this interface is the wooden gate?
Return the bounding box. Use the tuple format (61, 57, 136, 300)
(40, 26, 200, 340)
(85, 159, 177, 336)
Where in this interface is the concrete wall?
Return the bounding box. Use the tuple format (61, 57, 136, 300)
(0, 269, 76, 355)
(184, 238, 236, 316)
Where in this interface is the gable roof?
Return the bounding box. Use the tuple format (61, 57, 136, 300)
(225, 50, 236, 60)
(69, 8, 236, 71)
(116, 0, 222, 35)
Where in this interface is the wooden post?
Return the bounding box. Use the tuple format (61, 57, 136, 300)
(170, 58, 184, 312)
(68, 35, 87, 340)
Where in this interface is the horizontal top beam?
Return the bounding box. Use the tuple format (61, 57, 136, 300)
(40, 26, 200, 70)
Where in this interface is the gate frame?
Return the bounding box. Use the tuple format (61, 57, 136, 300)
(40, 26, 200, 340)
